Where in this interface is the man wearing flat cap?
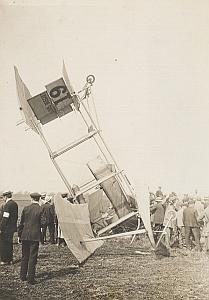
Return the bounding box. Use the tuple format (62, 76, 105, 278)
(18, 192, 46, 285)
(0, 191, 18, 265)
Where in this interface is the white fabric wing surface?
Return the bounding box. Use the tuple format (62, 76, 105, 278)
(54, 193, 103, 263)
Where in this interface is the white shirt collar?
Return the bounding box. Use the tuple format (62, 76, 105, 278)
(31, 200, 40, 205)
(6, 198, 12, 203)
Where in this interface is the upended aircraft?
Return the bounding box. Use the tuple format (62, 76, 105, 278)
(14, 63, 155, 264)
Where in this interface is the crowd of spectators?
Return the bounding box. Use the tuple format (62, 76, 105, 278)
(150, 186, 209, 253)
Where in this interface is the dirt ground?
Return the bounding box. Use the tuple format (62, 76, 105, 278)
(1, 236, 209, 300)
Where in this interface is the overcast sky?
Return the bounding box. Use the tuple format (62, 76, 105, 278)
(1, 0, 209, 196)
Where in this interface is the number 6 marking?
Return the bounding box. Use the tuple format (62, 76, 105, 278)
(49, 85, 67, 99)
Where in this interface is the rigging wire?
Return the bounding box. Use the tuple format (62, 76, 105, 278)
(91, 89, 101, 131)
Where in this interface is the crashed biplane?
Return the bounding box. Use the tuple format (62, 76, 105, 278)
(14, 63, 155, 263)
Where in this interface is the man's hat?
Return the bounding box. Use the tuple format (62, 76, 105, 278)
(3, 190, 12, 197)
(30, 192, 41, 200)
(156, 198, 163, 202)
(188, 198, 195, 205)
(61, 193, 68, 198)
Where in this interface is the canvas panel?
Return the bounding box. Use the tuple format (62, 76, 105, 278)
(14, 66, 41, 134)
(135, 186, 155, 247)
(54, 193, 103, 263)
(87, 157, 132, 218)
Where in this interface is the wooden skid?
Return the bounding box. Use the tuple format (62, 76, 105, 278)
(82, 228, 147, 243)
(97, 211, 138, 236)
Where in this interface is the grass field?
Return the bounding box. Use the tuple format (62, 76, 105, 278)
(1, 236, 209, 300)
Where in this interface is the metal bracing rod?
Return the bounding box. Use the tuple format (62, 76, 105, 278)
(50, 158, 74, 196)
(80, 100, 136, 199)
(79, 96, 129, 188)
(78, 109, 109, 164)
(79, 100, 114, 164)
(92, 136, 109, 163)
(80, 100, 119, 166)
(130, 217, 141, 244)
(82, 228, 147, 243)
(114, 173, 133, 204)
(16, 119, 25, 126)
(123, 173, 136, 196)
(115, 172, 136, 200)
(33, 122, 74, 197)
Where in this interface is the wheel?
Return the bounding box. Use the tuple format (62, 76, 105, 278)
(86, 75, 95, 84)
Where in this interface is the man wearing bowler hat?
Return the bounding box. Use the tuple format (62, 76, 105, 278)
(0, 190, 18, 265)
(18, 192, 46, 285)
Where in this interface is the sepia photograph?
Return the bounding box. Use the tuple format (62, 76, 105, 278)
(1, 0, 209, 299)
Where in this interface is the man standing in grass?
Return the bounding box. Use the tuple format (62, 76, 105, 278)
(41, 196, 55, 245)
(18, 192, 46, 285)
(0, 191, 18, 265)
(183, 198, 201, 251)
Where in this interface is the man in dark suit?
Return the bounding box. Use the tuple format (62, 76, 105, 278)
(0, 191, 18, 265)
(18, 193, 46, 285)
(183, 198, 201, 251)
(41, 196, 55, 244)
(150, 197, 166, 242)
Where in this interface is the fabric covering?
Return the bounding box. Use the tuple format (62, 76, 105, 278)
(87, 190, 112, 223)
(54, 193, 103, 263)
(135, 185, 155, 247)
(87, 189, 118, 232)
(14, 66, 41, 134)
(87, 157, 132, 218)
